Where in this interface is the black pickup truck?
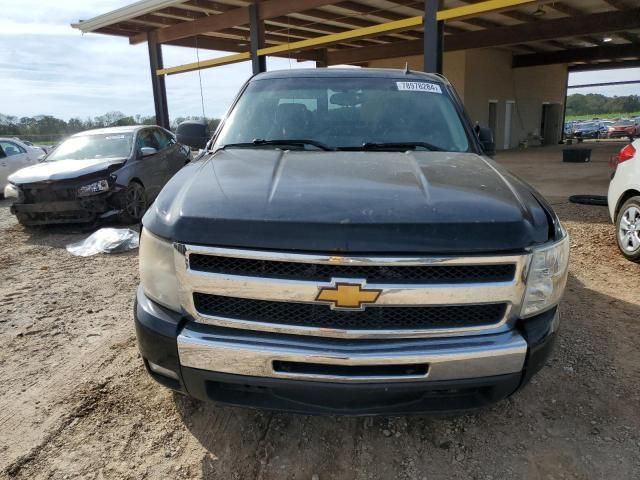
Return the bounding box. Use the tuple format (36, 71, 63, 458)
(134, 68, 569, 415)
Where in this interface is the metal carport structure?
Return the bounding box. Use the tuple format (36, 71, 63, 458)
(72, 0, 640, 129)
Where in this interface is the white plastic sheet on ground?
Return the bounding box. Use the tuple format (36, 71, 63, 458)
(66, 228, 139, 257)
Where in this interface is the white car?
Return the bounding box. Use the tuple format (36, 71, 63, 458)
(18, 139, 50, 154)
(608, 140, 640, 262)
(0, 137, 45, 197)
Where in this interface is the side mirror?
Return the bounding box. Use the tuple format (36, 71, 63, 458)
(140, 146, 157, 157)
(478, 127, 496, 157)
(176, 120, 210, 150)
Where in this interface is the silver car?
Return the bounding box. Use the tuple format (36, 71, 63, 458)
(0, 137, 45, 196)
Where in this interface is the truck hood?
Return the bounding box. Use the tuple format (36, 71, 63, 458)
(144, 149, 551, 253)
(9, 158, 126, 184)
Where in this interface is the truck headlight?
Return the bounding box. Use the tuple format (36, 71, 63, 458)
(78, 179, 110, 196)
(139, 228, 181, 312)
(521, 233, 570, 318)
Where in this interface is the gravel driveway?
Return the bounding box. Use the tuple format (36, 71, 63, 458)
(1, 197, 639, 480)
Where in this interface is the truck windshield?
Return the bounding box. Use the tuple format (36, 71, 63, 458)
(214, 76, 470, 152)
(47, 133, 134, 161)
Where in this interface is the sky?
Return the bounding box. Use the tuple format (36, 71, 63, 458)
(0, 0, 316, 121)
(569, 68, 640, 96)
(1, 0, 638, 122)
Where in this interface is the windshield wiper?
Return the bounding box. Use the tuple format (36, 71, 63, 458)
(357, 141, 444, 152)
(221, 139, 335, 151)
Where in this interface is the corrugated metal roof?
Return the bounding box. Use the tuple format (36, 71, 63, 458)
(71, 0, 640, 69)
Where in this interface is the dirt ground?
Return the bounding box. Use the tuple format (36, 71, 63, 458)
(1, 144, 640, 479)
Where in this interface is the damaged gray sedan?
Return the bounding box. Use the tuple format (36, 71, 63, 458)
(4, 126, 190, 226)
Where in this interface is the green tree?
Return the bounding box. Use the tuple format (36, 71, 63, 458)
(566, 93, 640, 116)
(0, 112, 222, 141)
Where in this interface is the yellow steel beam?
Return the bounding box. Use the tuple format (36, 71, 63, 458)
(257, 15, 422, 56)
(158, 16, 422, 75)
(158, 52, 250, 75)
(157, 0, 540, 76)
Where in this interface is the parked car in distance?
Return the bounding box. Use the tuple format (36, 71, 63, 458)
(4, 125, 190, 226)
(572, 121, 602, 140)
(15, 138, 50, 154)
(28, 142, 55, 154)
(608, 140, 640, 262)
(599, 121, 614, 138)
(564, 121, 577, 137)
(0, 137, 45, 197)
(134, 68, 569, 415)
(608, 120, 639, 139)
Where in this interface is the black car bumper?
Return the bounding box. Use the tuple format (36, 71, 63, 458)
(134, 288, 558, 415)
(11, 193, 114, 225)
(573, 131, 600, 139)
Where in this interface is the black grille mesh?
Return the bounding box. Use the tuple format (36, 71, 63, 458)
(193, 293, 506, 330)
(188, 255, 515, 284)
(23, 187, 79, 203)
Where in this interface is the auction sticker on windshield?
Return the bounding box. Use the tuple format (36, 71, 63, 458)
(396, 81, 442, 94)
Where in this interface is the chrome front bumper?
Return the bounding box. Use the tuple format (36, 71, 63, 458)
(177, 325, 528, 384)
(136, 288, 559, 413)
(166, 243, 533, 386)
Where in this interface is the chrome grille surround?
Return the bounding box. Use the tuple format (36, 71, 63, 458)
(175, 244, 531, 339)
(187, 253, 517, 284)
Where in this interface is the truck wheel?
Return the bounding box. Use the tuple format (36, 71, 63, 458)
(117, 182, 147, 224)
(616, 196, 640, 263)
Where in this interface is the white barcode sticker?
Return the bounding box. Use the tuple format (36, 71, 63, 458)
(396, 81, 442, 94)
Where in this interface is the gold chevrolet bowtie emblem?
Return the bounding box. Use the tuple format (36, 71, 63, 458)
(316, 283, 381, 310)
